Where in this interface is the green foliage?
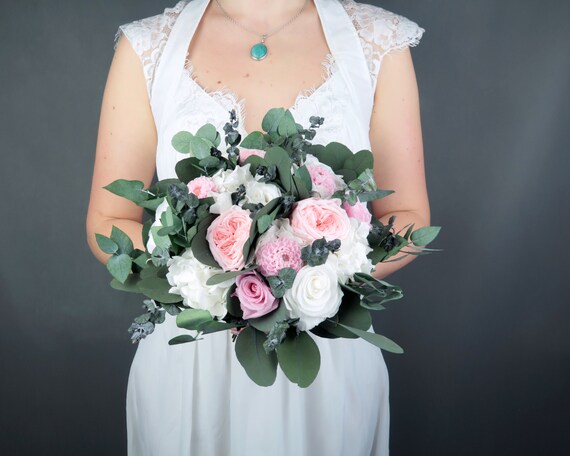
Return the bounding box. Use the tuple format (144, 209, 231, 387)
(205, 265, 258, 286)
(320, 289, 372, 338)
(342, 273, 404, 311)
(191, 214, 221, 268)
(106, 254, 132, 284)
(175, 157, 204, 184)
(248, 302, 290, 334)
(95, 234, 118, 255)
(109, 225, 134, 255)
(168, 334, 200, 345)
(410, 226, 442, 246)
(240, 131, 269, 149)
(276, 329, 321, 388)
(264, 146, 293, 192)
(104, 179, 148, 204)
(235, 326, 278, 387)
(138, 277, 181, 304)
(265, 267, 296, 299)
(335, 323, 404, 354)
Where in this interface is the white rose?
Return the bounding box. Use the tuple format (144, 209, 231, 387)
(166, 248, 235, 319)
(283, 254, 344, 331)
(334, 218, 374, 284)
(146, 199, 171, 254)
(244, 180, 282, 206)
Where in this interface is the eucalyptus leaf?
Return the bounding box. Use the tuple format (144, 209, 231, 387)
(206, 265, 257, 286)
(95, 234, 118, 255)
(249, 302, 290, 334)
(188, 136, 212, 159)
(335, 323, 404, 354)
(191, 213, 221, 268)
(261, 108, 286, 134)
(196, 123, 219, 144)
(175, 157, 204, 184)
(264, 146, 292, 192)
(168, 335, 200, 345)
(276, 330, 321, 388)
(110, 274, 140, 293)
(137, 197, 165, 211)
(235, 326, 278, 387)
(410, 226, 442, 246)
(176, 308, 214, 330)
(106, 254, 132, 284)
(240, 131, 269, 149)
(171, 131, 194, 154)
(343, 149, 374, 175)
(103, 179, 148, 204)
(109, 226, 134, 255)
(138, 277, 181, 304)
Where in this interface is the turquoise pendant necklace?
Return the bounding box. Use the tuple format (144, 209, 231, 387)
(250, 35, 268, 61)
(214, 0, 309, 61)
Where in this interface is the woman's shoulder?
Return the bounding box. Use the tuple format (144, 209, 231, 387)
(339, 0, 425, 86)
(113, 1, 189, 96)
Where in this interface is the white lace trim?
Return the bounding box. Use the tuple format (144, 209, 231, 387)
(113, 0, 189, 98)
(341, 0, 425, 89)
(113, 0, 424, 100)
(182, 52, 338, 135)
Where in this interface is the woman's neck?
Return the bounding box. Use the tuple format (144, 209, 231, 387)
(211, 0, 311, 24)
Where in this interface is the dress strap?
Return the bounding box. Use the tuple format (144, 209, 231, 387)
(314, 0, 374, 150)
(150, 0, 209, 132)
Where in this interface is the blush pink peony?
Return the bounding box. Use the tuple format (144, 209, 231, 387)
(306, 164, 337, 198)
(187, 176, 219, 198)
(290, 197, 352, 243)
(232, 271, 278, 319)
(238, 148, 266, 164)
(255, 237, 303, 277)
(342, 200, 373, 226)
(206, 206, 253, 271)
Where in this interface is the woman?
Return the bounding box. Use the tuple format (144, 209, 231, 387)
(86, 0, 429, 454)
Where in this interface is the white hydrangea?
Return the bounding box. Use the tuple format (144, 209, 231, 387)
(333, 217, 374, 284)
(166, 248, 235, 319)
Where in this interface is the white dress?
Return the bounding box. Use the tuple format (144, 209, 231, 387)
(114, 1, 424, 454)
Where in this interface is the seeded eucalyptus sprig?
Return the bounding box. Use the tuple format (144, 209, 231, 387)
(301, 237, 341, 267)
(223, 109, 242, 168)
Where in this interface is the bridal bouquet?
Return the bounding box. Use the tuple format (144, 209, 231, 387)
(97, 108, 441, 387)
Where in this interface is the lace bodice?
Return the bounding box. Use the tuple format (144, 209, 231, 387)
(114, 0, 424, 99)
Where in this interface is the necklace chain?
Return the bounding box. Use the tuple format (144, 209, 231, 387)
(214, 0, 310, 41)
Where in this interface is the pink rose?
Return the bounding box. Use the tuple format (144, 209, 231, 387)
(306, 164, 337, 199)
(238, 148, 266, 164)
(187, 176, 218, 198)
(206, 206, 253, 271)
(342, 200, 372, 226)
(255, 237, 303, 277)
(290, 197, 352, 243)
(233, 271, 278, 319)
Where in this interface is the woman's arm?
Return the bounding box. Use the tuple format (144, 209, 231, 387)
(85, 35, 158, 265)
(368, 48, 431, 280)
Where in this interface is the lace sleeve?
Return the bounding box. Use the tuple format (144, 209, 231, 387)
(113, 1, 188, 99)
(342, 0, 425, 90)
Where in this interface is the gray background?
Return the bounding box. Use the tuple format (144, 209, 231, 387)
(1, 0, 569, 454)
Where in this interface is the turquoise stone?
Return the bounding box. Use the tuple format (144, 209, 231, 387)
(250, 42, 268, 61)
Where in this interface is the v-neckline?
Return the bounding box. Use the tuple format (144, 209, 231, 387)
(179, 0, 339, 137)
